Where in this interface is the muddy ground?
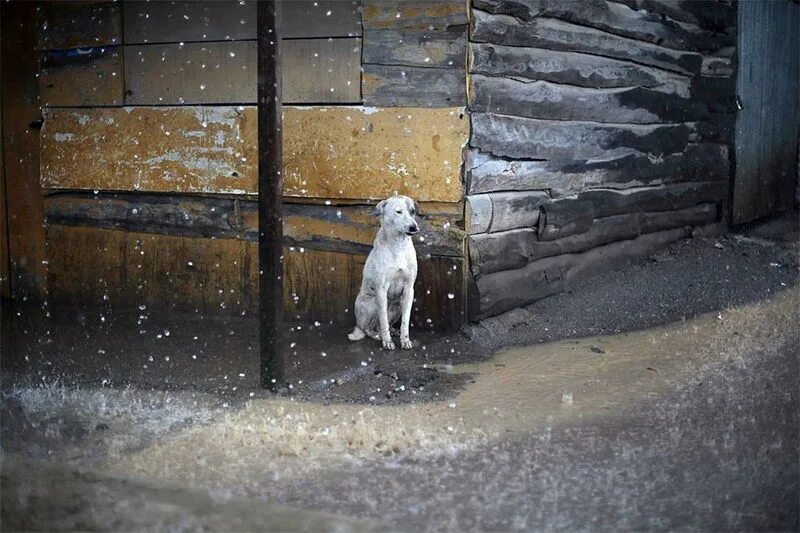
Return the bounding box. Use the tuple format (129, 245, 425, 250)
(1, 215, 799, 530)
(2, 286, 798, 530)
(2, 219, 798, 405)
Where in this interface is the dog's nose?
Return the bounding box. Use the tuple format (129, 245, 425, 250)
(407, 224, 419, 234)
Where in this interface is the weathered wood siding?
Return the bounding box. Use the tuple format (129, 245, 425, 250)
(362, 0, 467, 106)
(41, 106, 467, 201)
(34, 0, 469, 329)
(45, 224, 464, 330)
(467, 0, 737, 319)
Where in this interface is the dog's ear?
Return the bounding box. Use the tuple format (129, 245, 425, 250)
(405, 197, 419, 216)
(371, 199, 386, 217)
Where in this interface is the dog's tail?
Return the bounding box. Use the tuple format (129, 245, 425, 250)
(348, 326, 366, 341)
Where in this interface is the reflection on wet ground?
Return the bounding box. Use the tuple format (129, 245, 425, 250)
(2, 288, 798, 530)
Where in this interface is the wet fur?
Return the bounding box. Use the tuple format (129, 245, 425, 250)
(348, 196, 419, 350)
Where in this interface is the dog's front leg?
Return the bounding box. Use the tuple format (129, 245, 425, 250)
(376, 287, 395, 350)
(399, 285, 414, 349)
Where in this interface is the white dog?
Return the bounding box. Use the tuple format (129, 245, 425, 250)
(348, 195, 419, 350)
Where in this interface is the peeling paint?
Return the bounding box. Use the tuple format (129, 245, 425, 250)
(41, 106, 467, 201)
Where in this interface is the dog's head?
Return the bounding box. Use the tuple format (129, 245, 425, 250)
(373, 195, 419, 236)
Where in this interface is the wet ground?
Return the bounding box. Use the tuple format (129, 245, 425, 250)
(3, 221, 798, 405)
(2, 287, 798, 530)
(1, 215, 799, 530)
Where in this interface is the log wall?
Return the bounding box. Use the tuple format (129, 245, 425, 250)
(34, 0, 469, 331)
(467, 0, 737, 319)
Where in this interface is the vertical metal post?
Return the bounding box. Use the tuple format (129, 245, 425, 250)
(257, 0, 284, 390)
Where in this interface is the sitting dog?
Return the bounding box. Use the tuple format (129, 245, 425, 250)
(348, 195, 419, 350)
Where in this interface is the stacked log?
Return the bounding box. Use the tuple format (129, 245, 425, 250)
(466, 0, 737, 319)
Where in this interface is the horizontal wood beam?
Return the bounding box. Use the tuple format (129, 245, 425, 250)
(470, 203, 717, 276)
(473, 226, 689, 318)
(538, 181, 725, 240)
(471, 9, 703, 76)
(465, 143, 730, 197)
(469, 74, 710, 124)
(469, 43, 691, 94)
(473, 0, 734, 52)
(42, 192, 464, 257)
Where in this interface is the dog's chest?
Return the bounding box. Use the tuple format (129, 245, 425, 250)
(387, 267, 411, 298)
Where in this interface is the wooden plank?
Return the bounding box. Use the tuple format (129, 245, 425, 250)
(43, 193, 260, 241)
(40, 46, 124, 107)
(466, 191, 550, 234)
(123, 0, 257, 44)
(283, 106, 467, 200)
(363, 64, 466, 107)
(124, 1, 361, 43)
(46, 224, 258, 313)
(471, 113, 693, 161)
(473, 227, 689, 318)
(362, 0, 467, 29)
(281, 38, 362, 104)
(281, 1, 362, 38)
(473, 0, 734, 52)
(2, 4, 48, 301)
(471, 9, 702, 76)
(124, 41, 256, 105)
(45, 224, 464, 330)
(469, 74, 709, 124)
(41, 106, 258, 194)
(469, 43, 691, 95)
(733, 0, 799, 223)
(43, 193, 464, 258)
(37, 1, 121, 50)
(41, 106, 468, 201)
(538, 182, 725, 240)
(470, 203, 717, 276)
(124, 39, 361, 105)
(363, 26, 467, 67)
(465, 143, 730, 196)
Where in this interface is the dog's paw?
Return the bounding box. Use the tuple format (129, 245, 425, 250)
(382, 338, 396, 350)
(400, 337, 413, 350)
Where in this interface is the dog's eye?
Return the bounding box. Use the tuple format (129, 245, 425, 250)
(396, 209, 402, 214)
(410, 209, 416, 215)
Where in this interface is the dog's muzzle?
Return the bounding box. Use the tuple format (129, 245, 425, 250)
(406, 224, 419, 235)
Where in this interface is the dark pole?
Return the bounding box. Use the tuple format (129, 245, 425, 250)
(257, 0, 284, 390)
